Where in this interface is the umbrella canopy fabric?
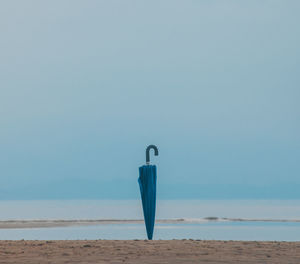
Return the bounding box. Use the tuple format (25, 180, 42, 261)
(138, 164, 157, 240)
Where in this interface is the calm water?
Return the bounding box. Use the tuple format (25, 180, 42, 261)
(0, 200, 300, 241)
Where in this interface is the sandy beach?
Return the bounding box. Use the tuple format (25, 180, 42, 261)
(0, 240, 299, 263)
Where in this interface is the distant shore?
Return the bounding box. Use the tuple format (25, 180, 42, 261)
(0, 240, 300, 263)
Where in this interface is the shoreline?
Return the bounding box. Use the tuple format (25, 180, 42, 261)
(1, 218, 300, 229)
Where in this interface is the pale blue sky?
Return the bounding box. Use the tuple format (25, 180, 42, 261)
(0, 1, 299, 199)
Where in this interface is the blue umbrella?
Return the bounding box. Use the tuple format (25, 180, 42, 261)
(138, 145, 159, 240)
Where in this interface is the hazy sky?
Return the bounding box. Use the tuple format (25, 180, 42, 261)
(0, 1, 299, 199)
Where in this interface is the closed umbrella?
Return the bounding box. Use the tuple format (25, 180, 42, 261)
(138, 145, 159, 240)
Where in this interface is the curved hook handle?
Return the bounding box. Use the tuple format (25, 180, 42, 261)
(146, 145, 159, 164)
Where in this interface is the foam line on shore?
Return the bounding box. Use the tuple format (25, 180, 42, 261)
(1, 217, 300, 229)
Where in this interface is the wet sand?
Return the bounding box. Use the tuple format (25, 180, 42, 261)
(0, 219, 187, 229)
(1, 218, 300, 229)
(0, 240, 300, 263)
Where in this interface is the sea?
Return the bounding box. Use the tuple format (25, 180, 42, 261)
(0, 200, 300, 241)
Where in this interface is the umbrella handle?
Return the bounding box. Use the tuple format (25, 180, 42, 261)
(146, 145, 159, 164)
